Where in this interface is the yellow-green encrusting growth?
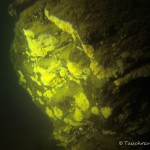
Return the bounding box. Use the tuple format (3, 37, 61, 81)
(11, 0, 150, 148)
(15, 6, 117, 146)
(53, 106, 63, 119)
(18, 70, 26, 84)
(91, 106, 99, 115)
(23, 29, 58, 57)
(74, 92, 89, 111)
(101, 106, 112, 119)
(74, 108, 83, 122)
(46, 107, 55, 119)
(44, 9, 80, 41)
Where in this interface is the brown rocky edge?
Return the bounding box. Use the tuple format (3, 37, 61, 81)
(9, 0, 150, 150)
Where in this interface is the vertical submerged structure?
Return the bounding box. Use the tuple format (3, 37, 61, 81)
(9, 0, 150, 149)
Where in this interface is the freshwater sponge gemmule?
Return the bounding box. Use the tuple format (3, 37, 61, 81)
(9, 0, 150, 149)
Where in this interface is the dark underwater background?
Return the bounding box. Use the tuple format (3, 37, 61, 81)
(0, 1, 62, 150)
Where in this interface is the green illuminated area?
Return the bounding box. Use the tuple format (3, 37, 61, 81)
(9, 0, 150, 149)
(15, 7, 112, 143)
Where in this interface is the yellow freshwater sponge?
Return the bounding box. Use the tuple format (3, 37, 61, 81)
(37, 90, 42, 97)
(23, 29, 58, 57)
(67, 62, 82, 78)
(101, 106, 112, 119)
(74, 108, 83, 122)
(46, 107, 55, 118)
(53, 107, 63, 119)
(74, 92, 89, 111)
(41, 73, 56, 85)
(90, 60, 101, 76)
(91, 106, 99, 115)
(43, 90, 53, 99)
(18, 70, 26, 84)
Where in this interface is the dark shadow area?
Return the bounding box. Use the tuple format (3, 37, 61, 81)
(0, 1, 63, 150)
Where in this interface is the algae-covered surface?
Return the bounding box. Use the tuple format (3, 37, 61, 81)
(8, 0, 150, 149)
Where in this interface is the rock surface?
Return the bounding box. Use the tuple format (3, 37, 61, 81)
(9, 0, 150, 149)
